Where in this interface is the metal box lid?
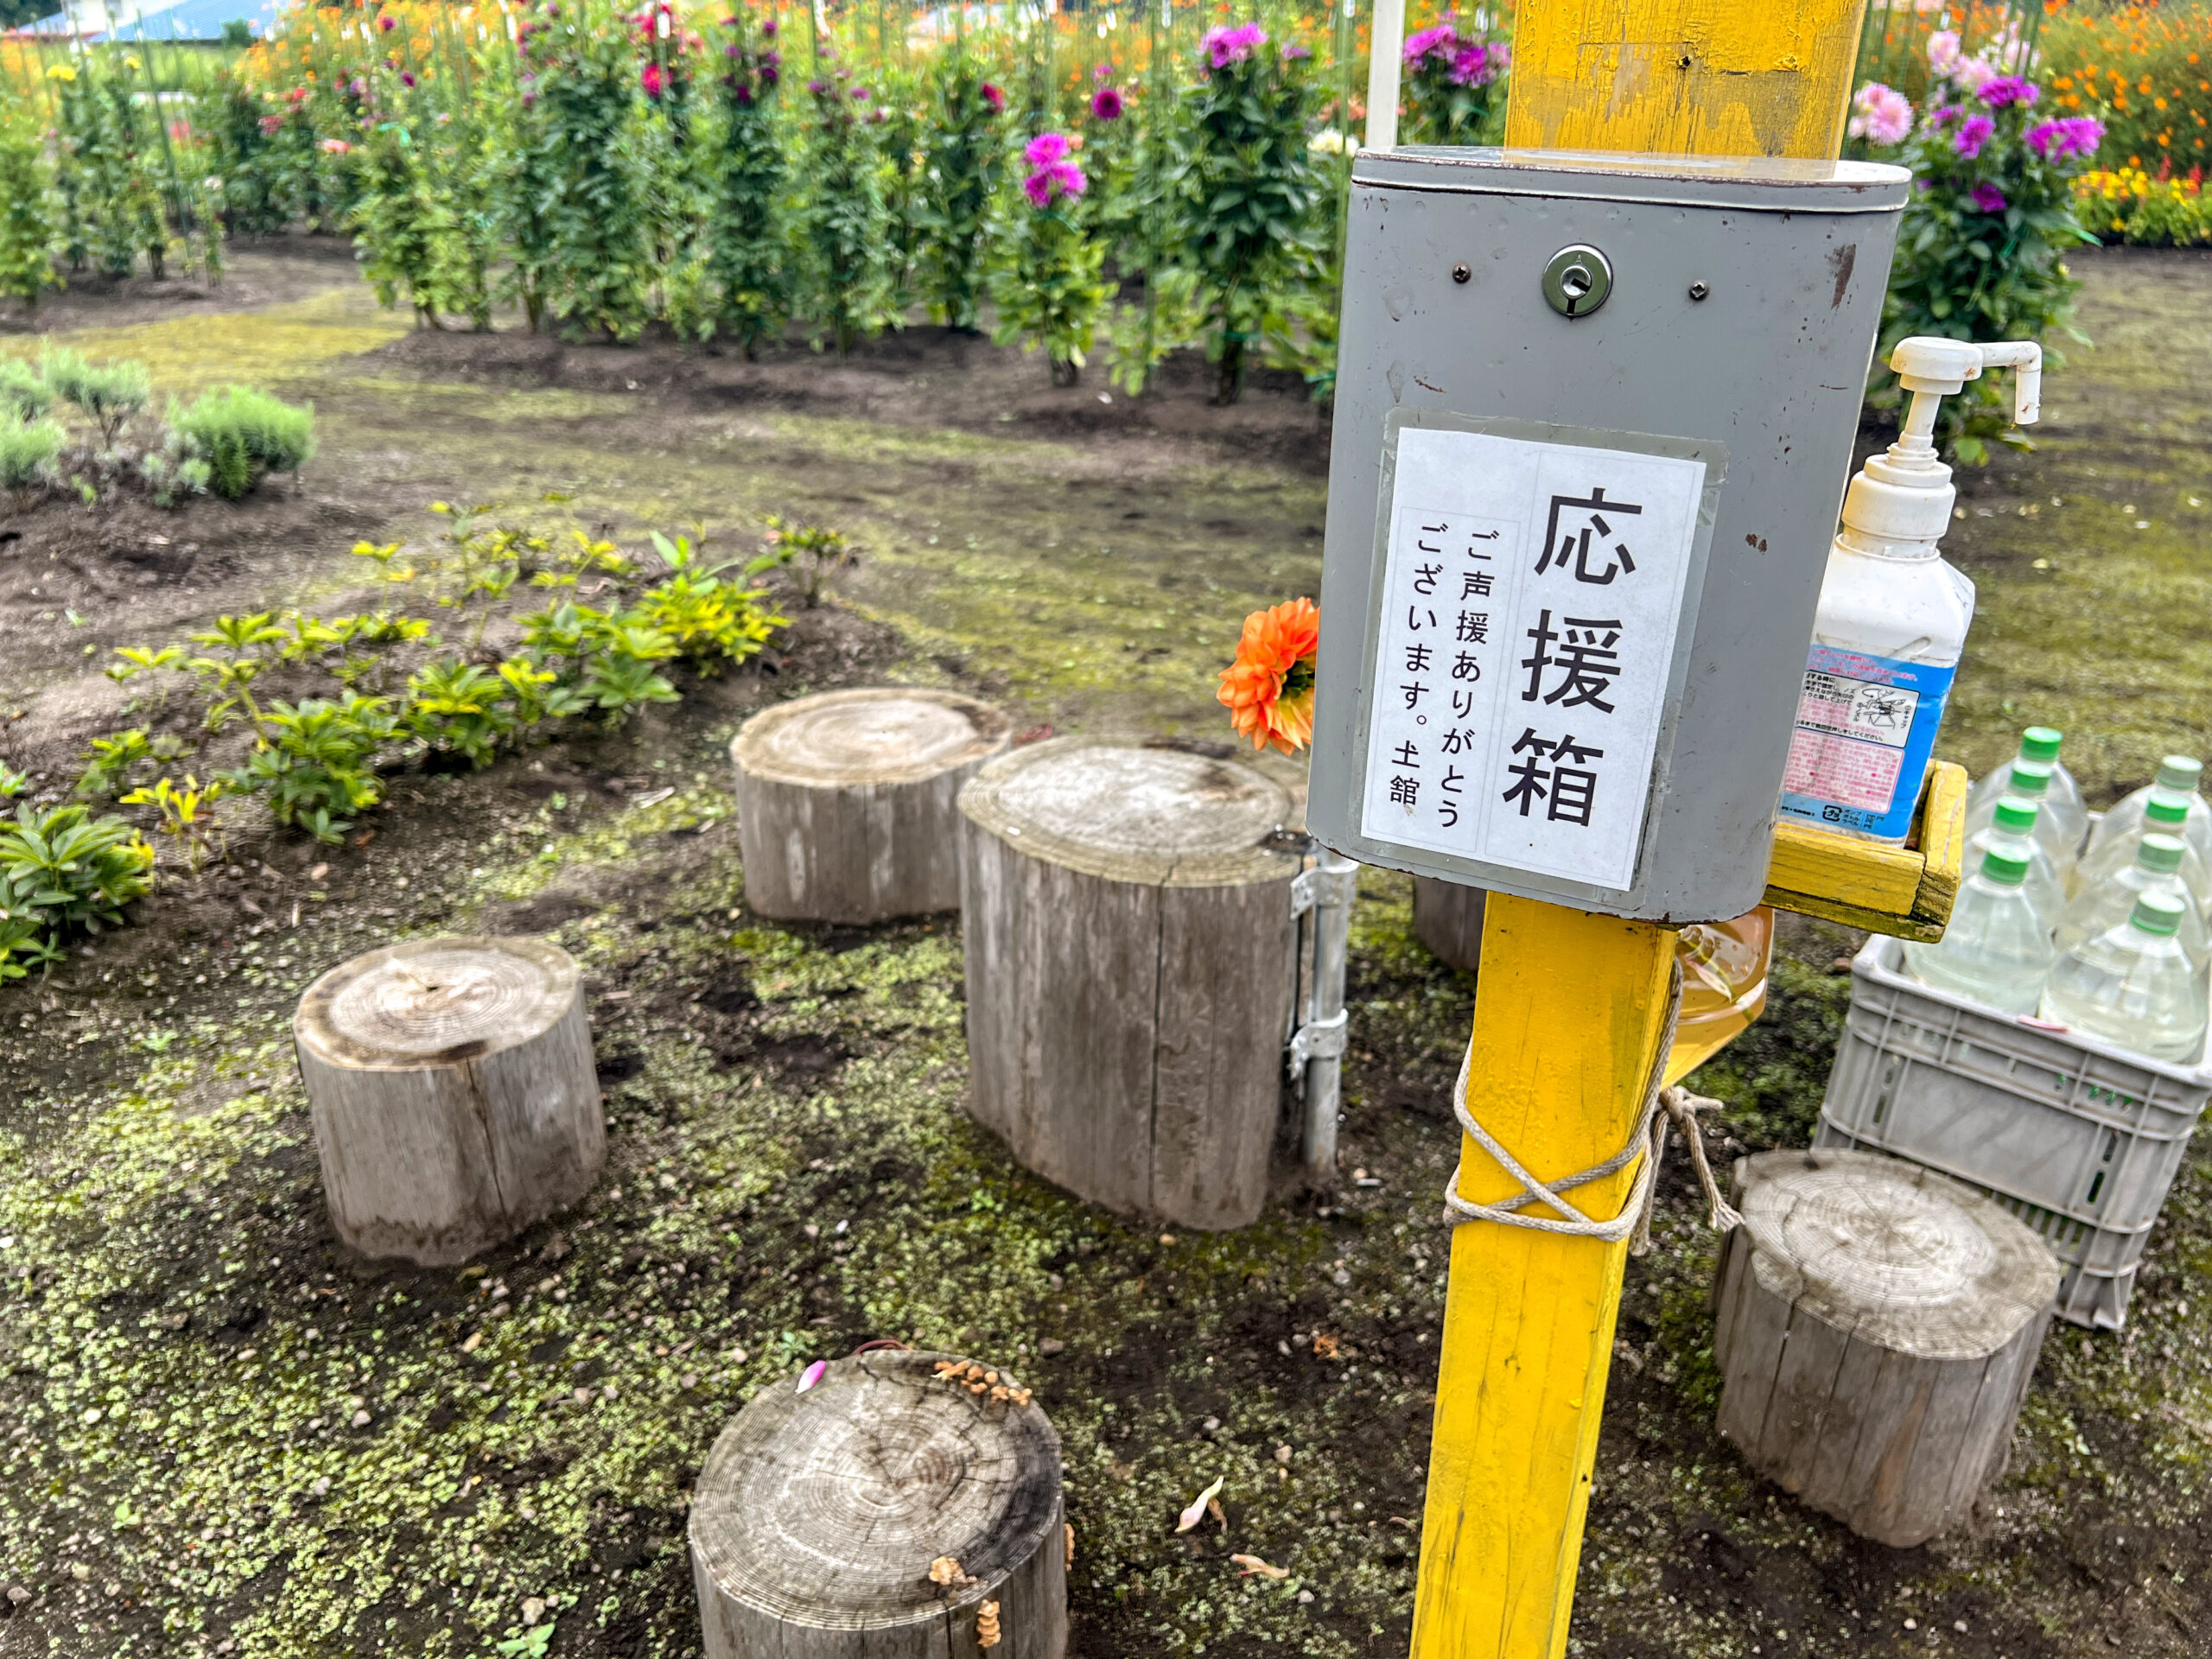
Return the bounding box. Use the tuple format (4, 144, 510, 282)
(1307, 148, 1910, 924)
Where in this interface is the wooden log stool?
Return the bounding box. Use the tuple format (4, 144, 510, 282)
(958, 736, 1302, 1231)
(732, 687, 1011, 923)
(293, 936, 604, 1266)
(1411, 875, 1486, 975)
(1713, 1147, 2059, 1548)
(690, 1349, 1067, 1659)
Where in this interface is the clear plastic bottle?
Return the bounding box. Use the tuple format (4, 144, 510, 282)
(1904, 846, 2056, 1014)
(1964, 760, 2081, 881)
(1964, 798, 2066, 925)
(2054, 834, 2212, 975)
(2071, 793, 2212, 905)
(2040, 890, 2209, 1065)
(1967, 728, 2089, 855)
(2085, 756, 2212, 868)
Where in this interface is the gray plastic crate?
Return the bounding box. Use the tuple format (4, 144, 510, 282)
(1816, 935, 2212, 1330)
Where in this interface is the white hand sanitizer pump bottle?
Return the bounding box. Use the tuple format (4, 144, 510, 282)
(1777, 336, 2043, 843)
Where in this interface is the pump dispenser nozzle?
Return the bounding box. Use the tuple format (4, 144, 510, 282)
(1838, 336, 2044, 557)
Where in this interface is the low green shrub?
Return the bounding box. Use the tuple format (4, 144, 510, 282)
(754, 517, 851, 608)
(0, 415, 65, 504)
(222, 693, 398, 844)
(0, 803, 156, 980)
(171, 385, 316, 499)
(406, 658, 584, 769)
(0, 359, 49, 421)
(41, 348, 150, 448)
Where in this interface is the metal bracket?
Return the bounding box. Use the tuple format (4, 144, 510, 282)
(1287, 1009, 1350, 1077)
(1291, 865, 1359, 918)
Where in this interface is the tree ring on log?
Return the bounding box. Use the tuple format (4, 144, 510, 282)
(1738, 1148, 2057, 1360)
(322, 941, 559, 1061)
(958, 735, 1295, 888)
(733, 688, 1011, 789)
(300, 935, 582, 1069)
(690, 1350, 1066, 1654)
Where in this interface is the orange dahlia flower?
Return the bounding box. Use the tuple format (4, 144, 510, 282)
(1217, 597, 1320, 755)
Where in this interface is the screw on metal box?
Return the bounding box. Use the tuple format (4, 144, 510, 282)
(1452, 263, 1471, 284)
(1688, 281, 1712, 302)
(1540, 244, 1612, 319)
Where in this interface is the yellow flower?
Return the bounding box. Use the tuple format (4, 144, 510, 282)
(47, 63, 77, 80)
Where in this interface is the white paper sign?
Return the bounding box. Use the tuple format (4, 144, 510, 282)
(1357, 426, 1708, 893)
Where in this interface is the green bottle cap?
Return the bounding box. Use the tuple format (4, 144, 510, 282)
(2131, 891, 2186, 937)
(1980, 848, 2030, 885)
(2156, 756, 2203, 792)
(1993, 798, 2039, 836)
(2147, 796, 2190, 827)
(2019, 727, 2064, 763)
(2139, 834, 2187, 875)
(2007, 760, 2054, 798)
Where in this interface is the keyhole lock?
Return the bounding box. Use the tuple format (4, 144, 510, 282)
(1541, 244, 1614, 320)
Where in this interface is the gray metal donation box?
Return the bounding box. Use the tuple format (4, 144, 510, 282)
(1307, 149, 1911, 925)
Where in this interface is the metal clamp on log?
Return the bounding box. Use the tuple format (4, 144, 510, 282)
(1287, 1008, 1349, 1077)
(1290, 862, 1359, 918)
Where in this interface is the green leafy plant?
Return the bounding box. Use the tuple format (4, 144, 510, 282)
(0, 99, 59, 309)
(73, 729, 154, 800)
(0, 415, 65, 510)
(532, 0, 655, 340)
(223, 693, 399, 843)
(916, 52, 1005, 333)
(0, 801, 156, 952)
(518, 599, 681, 721)
(1170, 26, 1325, 404)
(703, 5, 790, 355)
(49, 58, 169, 282)
(201, 70, 308, 236)
(118, 774, 226, 875)
(0, 359, 49, 421)
(182, 610, 292, 730)
(138, 445, 214, 509)
(795, 51, 893, 357)
(631, 529, 785, 666)
(989, 132, 1112, 385)
(171, 385, 316, 498)
(755, 515, 851, 608)
(406, 657, 585, 768)
(41, 347, 151, 448)
(1877, 65, 2103, 463)
(351, 71, 473, 329)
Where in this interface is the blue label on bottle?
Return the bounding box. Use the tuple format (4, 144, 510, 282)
(1777, 645, 1957, 841)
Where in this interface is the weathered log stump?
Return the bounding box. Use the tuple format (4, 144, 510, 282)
(293, 936, 604, 1266)
(1713, 1147, 2059, 1548)
(690, 1350, 1066, 1659)
(1411, 875, 1486, 976)
(958, 736, 1302, 1231)
(733, 687, 1011, 923)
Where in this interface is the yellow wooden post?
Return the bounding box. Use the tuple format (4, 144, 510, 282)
(1409, 3, 1869, 1655)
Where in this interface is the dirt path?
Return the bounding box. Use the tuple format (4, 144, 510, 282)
(0, 243, 2208, 1659)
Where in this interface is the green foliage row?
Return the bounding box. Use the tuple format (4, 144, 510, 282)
(84, 508, 791, 858)
(155, 0, 1505, 403)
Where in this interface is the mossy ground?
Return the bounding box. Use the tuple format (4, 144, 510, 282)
(0, 243, 2209, 1659)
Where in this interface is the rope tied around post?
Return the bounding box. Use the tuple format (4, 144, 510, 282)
(1440, 962, 1744, 1250)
